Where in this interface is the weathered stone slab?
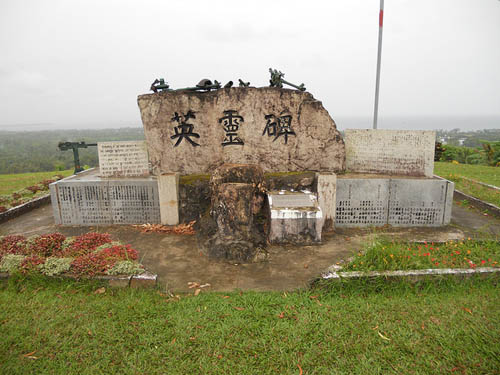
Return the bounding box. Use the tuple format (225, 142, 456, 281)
(388, 178, 453, 227)
(268, 192, 322, 244)
(158, 173, 180, 225)
(345, 130, 435, 177)
(50, 169, 160, 225)
(336, 178, 390, 227)
(137, 87, 345, 174)
(335, 176, 454, 227)
(317, 173, 337, 231)
(98, 141, 149, 177)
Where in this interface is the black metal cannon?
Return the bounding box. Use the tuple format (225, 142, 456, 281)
(58, 141, 97, 174)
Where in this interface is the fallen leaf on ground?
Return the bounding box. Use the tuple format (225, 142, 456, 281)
(233, 306, 245, 311)
(199, 283, 211, 288)
(278, 311, 285, 319)
(377, 331, 391, 341)
(22, 351, 36, 357)
(132, 221, 196, 235)
(463, 307, 472, 314)
(94, 287, 106, 294)
(298, 363, 303, 375)
(194, 289, 201, 296)
(222, 296, 230, 299)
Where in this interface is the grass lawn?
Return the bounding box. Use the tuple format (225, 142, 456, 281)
(434, 162, 500, 207)
(434, 162, 500, 187)
(344, 239, 499, 272)
(1, 276, 499, 374)
(0, 170, 73, 196)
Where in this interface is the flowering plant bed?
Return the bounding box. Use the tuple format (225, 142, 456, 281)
(343, 239, 500, 272)
(0, 232, 145, 277)
(0, 174, 64, 213)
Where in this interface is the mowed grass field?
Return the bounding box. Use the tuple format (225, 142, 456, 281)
(0, 276, 499, 375)
(434, 162, 500, 187)
(0, 170, 73, 196)
(434, 162, 500, 207)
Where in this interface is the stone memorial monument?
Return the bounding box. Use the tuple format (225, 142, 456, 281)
(49, 70, 455, 263)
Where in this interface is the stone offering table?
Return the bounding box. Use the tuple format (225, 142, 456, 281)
(268, 191, 322, 244)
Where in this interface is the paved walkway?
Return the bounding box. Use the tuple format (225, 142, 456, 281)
(1, 203, 498, 292)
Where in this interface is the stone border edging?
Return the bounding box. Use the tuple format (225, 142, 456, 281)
(0, 194, 51, 224)
(433, 174, 500, 218)
(453, 189, 500, 218)
(459, 176, 500, 192)
(321, 267, 500, 282)
(0, 271, 158, 288)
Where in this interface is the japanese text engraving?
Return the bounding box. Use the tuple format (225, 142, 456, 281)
(219, 110, 244, 146)
(263, 114, 296, 144)
(171, 110, 200, 147)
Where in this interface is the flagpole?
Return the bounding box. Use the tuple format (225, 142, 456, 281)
(373, 0, 384, 129)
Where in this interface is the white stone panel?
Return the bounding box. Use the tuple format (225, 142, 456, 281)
(345, 129, 435, 177)
(98, 141, 149, 177)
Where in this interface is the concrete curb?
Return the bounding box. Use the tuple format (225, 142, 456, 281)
(321, 267, 500, 282)
(433, 174, 500, 218)
(0, 194, 51, 224)
(453, 189, 500, 218)
(0, 271, 158, 288)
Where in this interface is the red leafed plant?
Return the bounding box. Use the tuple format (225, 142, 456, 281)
(0, 235, 27, 258)
(71, 244, 138, 276)
(20, 255, 46, 274)
(26, 185, 41, 194)
(29, 233, 66, 257)
(64, 232, 112, 257)
(40, 179, 56, 189)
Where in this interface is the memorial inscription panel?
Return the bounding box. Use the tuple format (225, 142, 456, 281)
(98, 141, 149, 177)
(344, 130, 435, 177)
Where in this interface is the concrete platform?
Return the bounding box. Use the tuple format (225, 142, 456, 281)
(1, 201, 498, 292)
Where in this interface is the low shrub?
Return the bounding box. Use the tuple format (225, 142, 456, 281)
(64, 232, 112, 257)
(0, 254, 26, 273)
(71, 244, 138, 276)
(0, 235, 26, 258)
(20, 255, 46, 274)
(39, 257, 73, 276)
(106, 260, 144, 276)
(25, 233, 66, 257)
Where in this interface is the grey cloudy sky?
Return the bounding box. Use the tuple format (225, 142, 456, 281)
(0, 0, 499, 130)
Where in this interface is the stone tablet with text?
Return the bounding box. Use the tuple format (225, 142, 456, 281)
(98, 141, 149, 177)
(137, 87, 345, 175)
(344, 129, 435, 177)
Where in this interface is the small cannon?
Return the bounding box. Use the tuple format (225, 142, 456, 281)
(238, 79, 250, 87)
(176, 79, 222, 92)
(269, 68, 306, 91)
(150, 78, 171, 93)
(58, 141, 97, 174)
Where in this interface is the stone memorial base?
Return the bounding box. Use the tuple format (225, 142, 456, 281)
(268, 191, 322, 244)
(49, 168, 160, 225)
(336, 174, 454, 227)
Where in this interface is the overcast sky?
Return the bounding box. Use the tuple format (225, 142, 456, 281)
(0, 0, 499, 130)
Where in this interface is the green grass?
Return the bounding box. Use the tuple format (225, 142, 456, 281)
(0, 170, 73, 196)
(434, 161, 500, 187)
(344, 240, 500, 272)
(434, 162, 500, 206)
(1, 276, 499, 374)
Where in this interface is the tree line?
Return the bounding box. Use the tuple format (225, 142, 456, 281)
(0, 128, 145, 174)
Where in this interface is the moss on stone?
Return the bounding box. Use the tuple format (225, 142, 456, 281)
(180, 174, 210, 185)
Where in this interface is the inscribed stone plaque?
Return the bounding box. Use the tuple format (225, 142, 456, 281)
(345, 130, 435, 177)
(335, 178, 390, 227)
(137, 87, 345, 174)
(271, 194, 315, 208)
(388, 179, 449, 227)
(98, 141, 149, 177)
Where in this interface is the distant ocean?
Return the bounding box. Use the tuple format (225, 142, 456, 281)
(0, 116, 499, 132)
